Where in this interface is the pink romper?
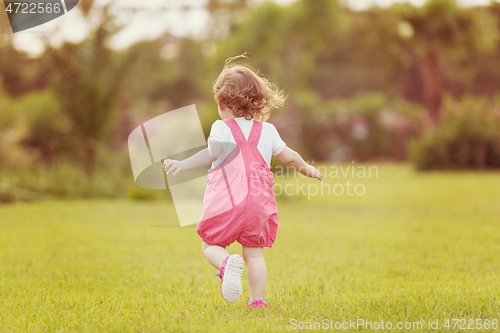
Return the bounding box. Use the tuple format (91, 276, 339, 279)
(196, 118, 279, 248)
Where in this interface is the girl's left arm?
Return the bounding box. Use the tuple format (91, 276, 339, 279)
(163, 141, 223, 175)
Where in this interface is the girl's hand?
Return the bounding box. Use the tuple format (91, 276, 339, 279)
(163, 159, 186, 175)
(309, 165, 323, 181)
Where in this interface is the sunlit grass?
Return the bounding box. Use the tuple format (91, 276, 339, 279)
(0, 163, 499, 332)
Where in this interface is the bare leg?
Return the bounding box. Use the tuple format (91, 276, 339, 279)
(242, 246, 267, 301)
(202, 242, 230, 270)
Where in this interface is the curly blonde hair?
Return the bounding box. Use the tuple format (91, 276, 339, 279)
(213, 57, 287, 122)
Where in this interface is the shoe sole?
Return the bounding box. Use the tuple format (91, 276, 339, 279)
(221, 254, 244, 303)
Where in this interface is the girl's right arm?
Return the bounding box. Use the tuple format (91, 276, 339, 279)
(277, 146, 323, 181)
(163, 141, 223, 175)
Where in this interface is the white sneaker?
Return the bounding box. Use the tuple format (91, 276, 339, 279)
(218, 254, 244, 303)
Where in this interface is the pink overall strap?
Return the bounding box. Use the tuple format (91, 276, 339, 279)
(247, 120, 262, 146)
(223, 118, 263, 146)
(223, 118, 246, 145)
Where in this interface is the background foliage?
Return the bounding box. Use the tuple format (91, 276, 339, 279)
(1, 0, 500, 201)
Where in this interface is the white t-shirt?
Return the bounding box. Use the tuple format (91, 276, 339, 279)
(208, 117, 286, 168)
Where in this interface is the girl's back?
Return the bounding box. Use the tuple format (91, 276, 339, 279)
(208, 117, 286, 169)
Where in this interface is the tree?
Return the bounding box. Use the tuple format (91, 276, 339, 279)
(45, 5, 141, 176)
(395, 0, 498, 124)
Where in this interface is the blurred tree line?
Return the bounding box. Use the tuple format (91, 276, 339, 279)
(1, 0, 500, 200)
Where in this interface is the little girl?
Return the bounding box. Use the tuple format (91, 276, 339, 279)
(163, 59, 322, 308)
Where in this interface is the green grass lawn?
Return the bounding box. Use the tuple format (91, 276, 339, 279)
(1, 163, 500, 332)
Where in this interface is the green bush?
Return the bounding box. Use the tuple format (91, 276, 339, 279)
(295, 91, 424, 162)
(0, 159, 124, 201)
(0, 88, 32, 169)
(126, 186, 167, 201)
(410, 94, 500, 170)
(0, 148, 174, 203)
(18, 90, 73, 162)
(0, 89, 170, 202)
